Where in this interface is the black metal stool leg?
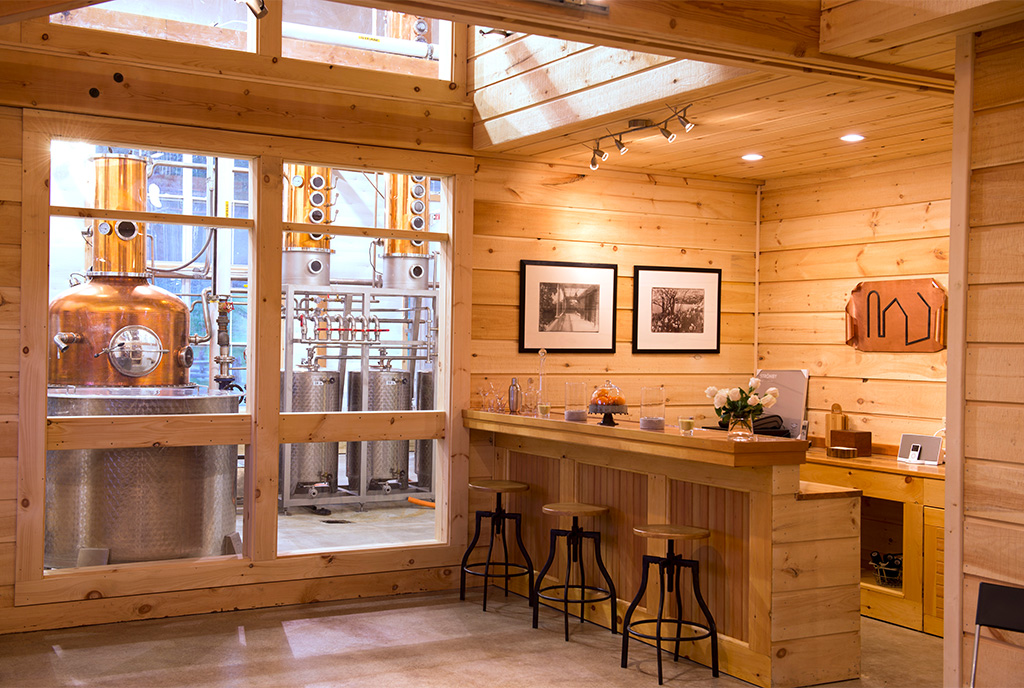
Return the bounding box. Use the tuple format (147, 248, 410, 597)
(621, 555, 653, 668)
(460, 509, 486, 601)
(481, 509, 498, 612)
(655, 559, 668, 685)
(563, 530, 574, 641)
(689, 559, 719, 678)
(510, 511, 535, 606)
(672, 558, 684, 662)
(574, 525, 587, 628)
(589, 530, 618, 635)
(533, 528, 560, 629)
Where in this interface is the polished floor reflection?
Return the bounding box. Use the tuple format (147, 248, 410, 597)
(0, 590, 943, 687)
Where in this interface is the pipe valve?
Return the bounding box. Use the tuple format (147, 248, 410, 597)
(53, 332, 82, 359)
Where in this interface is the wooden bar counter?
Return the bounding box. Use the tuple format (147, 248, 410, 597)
(463, 410, 862, 688)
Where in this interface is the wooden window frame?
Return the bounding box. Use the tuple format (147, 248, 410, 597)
(15, 110, 473, 606)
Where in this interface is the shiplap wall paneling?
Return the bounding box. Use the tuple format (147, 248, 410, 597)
(471, 158, 759, 427)
(963, 21, 1024, 684)
(759, 154, 951, 449)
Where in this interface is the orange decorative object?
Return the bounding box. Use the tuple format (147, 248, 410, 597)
(591, 380, 626, 407)
(845, 278, 946, 352)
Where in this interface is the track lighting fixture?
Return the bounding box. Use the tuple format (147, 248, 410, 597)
(675, 105, 695, 133)
(239, 0, 267, 19)
(583, 104, 695, 171)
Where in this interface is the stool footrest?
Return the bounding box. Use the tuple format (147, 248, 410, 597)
(625, 618, 713, 644)
(536, 583, 614, 605)
(462, 561, 532, 579)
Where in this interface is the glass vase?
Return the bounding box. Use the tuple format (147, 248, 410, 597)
(727, 415, 755, 441)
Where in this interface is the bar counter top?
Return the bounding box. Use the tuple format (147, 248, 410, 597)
(462, 409, 810, 468)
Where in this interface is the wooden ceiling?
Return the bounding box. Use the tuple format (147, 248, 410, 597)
(378, 0, 1022, 183)
(8, 1, 1023, 182)
(469, 33, 955, 181)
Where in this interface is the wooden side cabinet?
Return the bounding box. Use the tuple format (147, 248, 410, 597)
(800, 450, 945, 636)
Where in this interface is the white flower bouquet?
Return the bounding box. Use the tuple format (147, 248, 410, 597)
(704, 377, 779, 434)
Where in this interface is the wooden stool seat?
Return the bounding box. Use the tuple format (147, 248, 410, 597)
(469, 479, 529, 494)
(633, 524, 710, 541)
(542, 502, 608, 518)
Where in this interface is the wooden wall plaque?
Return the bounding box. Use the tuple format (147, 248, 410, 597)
(845, 278, 946, 352)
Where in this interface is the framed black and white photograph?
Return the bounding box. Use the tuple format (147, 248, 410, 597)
(519, 260, 618, 353)
(632, 266, 721, 353)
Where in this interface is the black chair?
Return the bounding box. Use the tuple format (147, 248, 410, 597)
(970, 581, 1024, 688)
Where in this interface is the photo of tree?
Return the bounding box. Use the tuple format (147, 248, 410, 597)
(650, 287, 704, 333)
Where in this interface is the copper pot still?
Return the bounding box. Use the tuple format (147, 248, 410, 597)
(48, 154, 193, 387)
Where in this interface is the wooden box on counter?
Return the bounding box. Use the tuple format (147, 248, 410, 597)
(830, 430, 872, 457)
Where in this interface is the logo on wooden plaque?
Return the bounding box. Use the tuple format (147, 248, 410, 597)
(845, 278, 946, 352)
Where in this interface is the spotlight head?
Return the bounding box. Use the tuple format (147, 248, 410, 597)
(677, 115, 695, 132)
(614, 136, 628, 155)
(595, 145, 609, 162)
(659, 125, 676, 143)
(589, 152, 600, 171)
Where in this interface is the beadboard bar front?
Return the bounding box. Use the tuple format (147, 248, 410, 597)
(462, 410, 861, 688)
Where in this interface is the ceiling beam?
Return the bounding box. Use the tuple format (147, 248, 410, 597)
(0, 1, 105, 25)
(821, 0, 1024, 57)
(341, 0, 954, 93)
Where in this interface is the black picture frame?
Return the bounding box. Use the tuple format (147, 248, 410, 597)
(519, 259, 618, 353)
(632, 265, 721, 353)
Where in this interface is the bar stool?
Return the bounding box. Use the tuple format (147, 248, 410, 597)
(459, 479, 535, 611)
(621, 524, 718, 685)
(531, 502, 618, 641)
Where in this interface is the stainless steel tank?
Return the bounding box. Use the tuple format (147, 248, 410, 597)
(346, 368, 412, 488)
(414, 369, 433, 487)
(44, 386, 241, 569)
(280, 369, 341, 497)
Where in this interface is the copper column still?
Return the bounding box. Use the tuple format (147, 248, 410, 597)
(381, 173, 430, 290)
(283, 163, 333, 287)
(281, 163, 341, 499)
(45, 154, 239, 569)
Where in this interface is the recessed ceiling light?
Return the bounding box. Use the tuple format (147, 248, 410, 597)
(741, 153, 763, 161)
(841, 134, 865, 142)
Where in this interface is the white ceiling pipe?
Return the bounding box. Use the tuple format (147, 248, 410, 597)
(282, 21, 436, 60)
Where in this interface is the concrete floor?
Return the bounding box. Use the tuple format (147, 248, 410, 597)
(0, 591, 943, 687)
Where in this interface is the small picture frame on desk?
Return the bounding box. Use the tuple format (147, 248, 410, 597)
(897, 433, 944, 465)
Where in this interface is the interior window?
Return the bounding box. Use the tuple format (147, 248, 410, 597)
(282, 0, 453, 79)
(50, 0, 252, 51)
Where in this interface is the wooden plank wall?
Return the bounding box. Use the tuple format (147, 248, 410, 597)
(471, 157, 759, 426)
(962, 20, 1024, 684)
(0, 105, 21, 612)
(758, 153, 952, 450)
